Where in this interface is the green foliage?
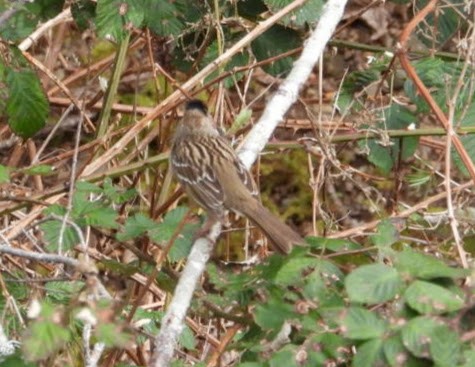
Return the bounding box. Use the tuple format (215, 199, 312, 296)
(95, 0, 144, 42)
(143, 0, 188, 37)
(40, 180, 136, 251)
(2, 0, 473, 365)
(415, 0, 467, 48)
(251, 25, 301, 76)
(345, 264, 402, 304)
(0, 164, 10, 183)
(71, 0, 96, 31)
(358, 104, 419, 174)
(0, 0, 64, 40)
(265, 0, 323, 27)
(45, 281, 85, 304)
(149, 207, 199, 262)
(21, 302, 71, 361)
(204, 239, 472, 366)
(4, 66, 49, 139)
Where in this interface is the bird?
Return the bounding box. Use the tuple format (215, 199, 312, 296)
(170, 99, 303, 254)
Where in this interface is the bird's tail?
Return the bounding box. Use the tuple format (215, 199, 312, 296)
(240, 200, 303, 254)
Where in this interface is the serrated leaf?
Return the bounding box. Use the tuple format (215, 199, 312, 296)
(103, 178, 137, 203)
(396, 249, 469, 279)
(143, 0, 185, 37)
(273, 257, 319, 285)
(6, 68, 49, 138)
(0, 165, 11, 183)
(345, 264, 402, 304)
(96, 0, 144, 42)
(359, 105, 418, 174)
(179, 325, 196, 350)
(202, 40, 250, 87)
(43, 204, 67, 216)
(117, 213, 158, 241)
(401, 316, 441, 358)
(40, 220, 80, 252)
(404, 280, 464, 314)
(75, 180, 103, 193)
(45, 281, 84, 304)
(83, 207, 119, 229)
(95, 323, 130, 347)
(22, 303, 71, 361)
(417, 0, 466, 48)
(352, 338, 385, 367)
(254, 299, 294, 330)
(265, 0, 323, 27)
(149, 207, 198, 261)
(341, 307, 387, 340)
(251, 25, 300, 76)
(429, 325, 461, 366)
(0, 0, 63, 41)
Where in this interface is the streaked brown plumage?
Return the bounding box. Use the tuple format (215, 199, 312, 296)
(170, 99, 303, 254)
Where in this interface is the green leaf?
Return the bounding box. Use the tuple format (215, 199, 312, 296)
(75, 180, 103, 193)
(95, 323, 130, 347)
(83, 206, 119, 229)
(461, 349, 475, 367)
(359, 105, 418, 174)
(396, 249, 469, 279)
(404, 280, 464, 314)
(273, 257, 319, 285)
(0, 353, 37, 367)
(117, 213, 158, 241)
(20, 164, 55, 176)
(417, 0, 466, 48)
(352, 338, 385, 367)
(269, 346, 298, 367)
(371, 219, 399, 247)
(6, 68, 49, 138)
(0, 165, 11, 183)
(383, 335, 413, 367)
(0, 0, 64, 41)
(429, 325, 461, 366)
(401, 316, 441, 358)
(254, 299, 294, 331)
(265, 0, 323, 27)
(251, 25, 300, 76)
(71, 0, 96, 31)
(149, 207, 198, 262)
(179, 325, 196, 350)
(103, 178, 137, 203)
(229, 108, 252, 134)
(96, 0, 144, 41)
(143, 0, 185, 37)
(40, 220, 80, 252)
(45, 281, 84, 304)
(345, 264, 402, 304)
(342, 307, 387, 340)
(22, 304, 71, 361)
